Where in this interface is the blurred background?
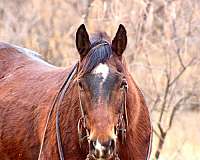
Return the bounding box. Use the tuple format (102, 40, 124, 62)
(0, 0, 200, 159)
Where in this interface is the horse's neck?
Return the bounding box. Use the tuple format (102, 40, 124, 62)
(38, 71, 83, 159)
(38, 82, 84, 159)
(120, 76, 152, 159)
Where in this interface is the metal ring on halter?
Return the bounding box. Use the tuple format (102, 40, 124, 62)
(115, 81, 128, 144)
(78, 116, 90, 148)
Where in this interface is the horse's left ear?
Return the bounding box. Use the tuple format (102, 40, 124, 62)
(76, 24, 91, 60)
(112, 24, 127, 57)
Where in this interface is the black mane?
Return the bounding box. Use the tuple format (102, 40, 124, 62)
(81, 33, 112, 74)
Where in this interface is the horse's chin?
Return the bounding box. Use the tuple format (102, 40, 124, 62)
(88, 153, 114, 160)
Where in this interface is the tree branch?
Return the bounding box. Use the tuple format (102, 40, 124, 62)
(169, 57, 196, 87)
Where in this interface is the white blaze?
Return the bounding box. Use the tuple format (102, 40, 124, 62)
(92, 63, 109, 82)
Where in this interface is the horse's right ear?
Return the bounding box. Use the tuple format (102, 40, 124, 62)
(76, 24, 91, 60)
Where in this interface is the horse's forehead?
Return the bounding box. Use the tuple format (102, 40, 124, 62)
(83, 63, 120, 103)
(91, 63, 109, 82)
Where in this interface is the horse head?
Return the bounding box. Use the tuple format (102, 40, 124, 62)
(76, 24, 128, 159)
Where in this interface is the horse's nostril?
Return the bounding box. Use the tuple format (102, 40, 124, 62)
(102, 139, 115, 153)
(90, 139, 115, 158)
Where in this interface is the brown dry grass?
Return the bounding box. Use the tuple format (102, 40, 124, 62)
(0, 0, 200, 159)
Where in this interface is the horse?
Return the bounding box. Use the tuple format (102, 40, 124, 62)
(0, 24, 152, 160)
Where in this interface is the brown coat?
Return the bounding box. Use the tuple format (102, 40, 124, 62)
(0, 42, 152, 160)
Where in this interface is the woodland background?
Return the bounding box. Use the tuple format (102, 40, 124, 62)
(0, 0, 200, 159)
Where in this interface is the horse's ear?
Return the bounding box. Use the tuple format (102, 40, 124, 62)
(112, 24, 127, 57)
(76, 24, 91, 60)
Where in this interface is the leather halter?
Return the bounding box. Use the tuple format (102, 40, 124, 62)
(77, 79, 129, 160)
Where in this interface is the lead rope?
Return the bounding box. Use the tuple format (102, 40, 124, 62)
(38, 63, 78, 160)
(56, 112, 64, 160)
(55, 63, 78, 160)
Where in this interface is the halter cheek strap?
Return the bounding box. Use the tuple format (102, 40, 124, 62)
(77, 92, 89, 148)
(115, 81, 128, 145)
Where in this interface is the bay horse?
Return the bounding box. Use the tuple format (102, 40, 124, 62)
(0, 24, 152, 160)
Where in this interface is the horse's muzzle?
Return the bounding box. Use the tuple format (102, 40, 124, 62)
(89, 139, 115, 159)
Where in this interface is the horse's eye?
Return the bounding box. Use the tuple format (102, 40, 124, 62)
(78, 80, 84, 90)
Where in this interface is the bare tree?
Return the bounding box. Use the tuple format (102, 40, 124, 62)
(1, 1, 200, 158)
(138, 1, 200, 159)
